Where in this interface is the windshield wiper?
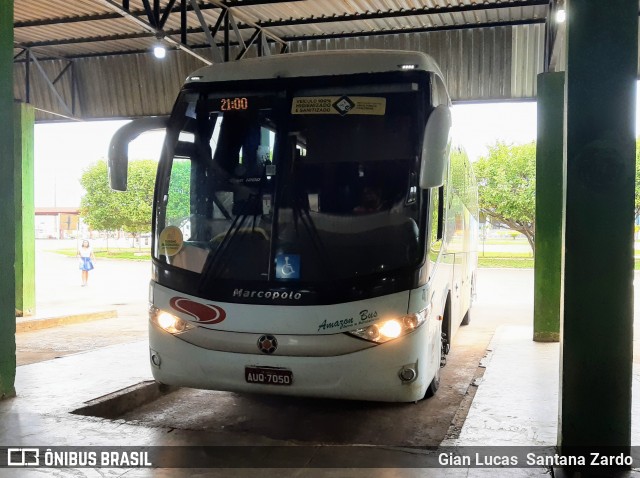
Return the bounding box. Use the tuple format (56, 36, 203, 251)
(198, 179, 266, 290)
(292, 200, 334, 281)
(197, 213, 248, 291)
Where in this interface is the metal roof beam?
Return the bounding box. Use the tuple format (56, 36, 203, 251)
(205, 0, 285, 45)
(159, 0, 178, 28)
(28, 50, 75, 118)
(140, 0, 157, 27)
(190, 0, 223, 62)
(95, 0, 213, 64)
(22, 31, 155, 48)
(51, 61, 72, 85)
(19, 0, 285, 64)
(236, 28, 260, 60)
(14, 0, 306, 28)
(13, 42, 71, 61)
(13, 47, 26, 60)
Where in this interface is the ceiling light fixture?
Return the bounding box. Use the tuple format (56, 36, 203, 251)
(153, 32, 167, 60)
(153, 44, 167, 59)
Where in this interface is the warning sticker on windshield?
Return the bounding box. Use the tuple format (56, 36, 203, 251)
(291, 96, 386, 116)
(159, 226, 183, 257)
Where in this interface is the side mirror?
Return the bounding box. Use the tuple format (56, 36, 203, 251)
(108, 116, 169, 191)
(419, 105, 452, 189)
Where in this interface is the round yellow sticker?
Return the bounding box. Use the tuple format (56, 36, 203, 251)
(159, 226, 183, 257)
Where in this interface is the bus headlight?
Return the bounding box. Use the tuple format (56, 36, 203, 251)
(378, 320, 403, 339)
(347, 309, 428, 344)
(150, 306, 194, 335)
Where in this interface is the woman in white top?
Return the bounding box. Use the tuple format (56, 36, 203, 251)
(77, 240, 96, 286)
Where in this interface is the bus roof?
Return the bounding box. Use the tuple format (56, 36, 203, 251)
(184, 50, 443, 85)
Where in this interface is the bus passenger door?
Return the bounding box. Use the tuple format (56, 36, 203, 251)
(447, 193, 465, 331)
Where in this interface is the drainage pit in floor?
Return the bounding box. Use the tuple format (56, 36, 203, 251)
(72, 381, 178, 420)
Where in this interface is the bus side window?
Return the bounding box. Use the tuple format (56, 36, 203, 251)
(430, 185, 444, 251)
(437, 186, 444, 241)
(428, 186, 443, 265)
(432, 75, 450, 107)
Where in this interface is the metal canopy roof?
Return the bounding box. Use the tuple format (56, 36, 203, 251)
(12, 0, 555, 120)
(14, 0, 549, 59)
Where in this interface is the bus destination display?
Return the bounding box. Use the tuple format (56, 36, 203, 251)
(221, 97, 249, 111)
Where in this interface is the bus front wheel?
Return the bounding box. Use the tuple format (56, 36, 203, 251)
(424, 362, 441, 398)
(424, 333, 445, 399)
(461, 308, 471, 326)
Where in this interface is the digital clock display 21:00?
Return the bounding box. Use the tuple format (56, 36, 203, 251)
(221, 97, 249, 111)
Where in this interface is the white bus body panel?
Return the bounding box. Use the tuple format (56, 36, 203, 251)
(149, 283, 443, 402)
(152, 282, 413, 335)
(186, 50, 444, 85)
(149, 315, 440, 403)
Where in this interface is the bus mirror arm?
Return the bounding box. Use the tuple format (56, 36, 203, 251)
(419, 105, 451, 189)
(108, 116, 169, 191)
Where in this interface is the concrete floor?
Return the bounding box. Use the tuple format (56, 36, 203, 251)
(3, 245, 640, 476)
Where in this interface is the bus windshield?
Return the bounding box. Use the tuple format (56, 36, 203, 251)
(155, 79, 427, 288)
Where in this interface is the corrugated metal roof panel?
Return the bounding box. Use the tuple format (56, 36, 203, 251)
(511, 23, 544, 98)
(17, 25, 546, 121)
(14, 0, 109, 21)
(287, 27, 518, 101)
(12, 1, 549, 120)
(14, 1, 547, 60)
(74, 51, 202, 119)
(15, 18, 146, 44)
(234, 3, 544, 33)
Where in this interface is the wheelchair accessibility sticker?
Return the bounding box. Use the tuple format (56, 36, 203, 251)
(275, 254, 300, 279)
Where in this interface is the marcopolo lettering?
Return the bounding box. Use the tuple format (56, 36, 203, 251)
(233, 289, 303, 301)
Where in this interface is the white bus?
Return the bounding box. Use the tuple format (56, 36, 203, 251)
(109, 50, 478, 402)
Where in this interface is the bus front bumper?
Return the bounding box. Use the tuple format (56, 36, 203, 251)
(148, 322, 437, 402)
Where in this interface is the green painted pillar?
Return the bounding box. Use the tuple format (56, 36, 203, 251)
(14, 103, 35, 317)
(560, 0, 637, 450)
(533, 72, 564, 343)
(0, 0, 16, 399)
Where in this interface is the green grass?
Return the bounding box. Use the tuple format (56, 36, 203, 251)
(53, 248, 151, 261)
(480, 256, 640, 269)
(482, 239, 530, 246)
(478, 257, 534, 269)
(478, 251, 533, 269)
(479, 251, 532, 258)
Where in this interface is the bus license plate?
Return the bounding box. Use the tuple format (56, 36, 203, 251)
(245, 366, 293, 386)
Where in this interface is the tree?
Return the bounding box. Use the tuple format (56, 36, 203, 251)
(79, 161, 123, 242)
(80, 160, 158, 244)
(165, 159, 191, 221)
(119, 160, 158, 239)
(473, 142, 536, 252)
